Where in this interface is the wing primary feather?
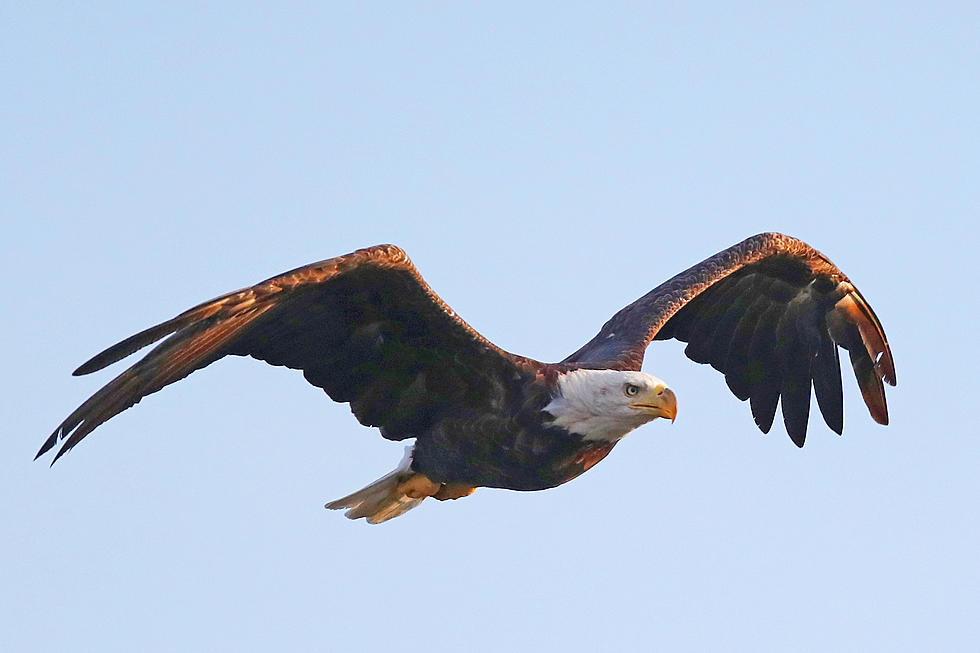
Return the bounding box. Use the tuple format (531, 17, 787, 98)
(828, 289, 892, 425)
(747, 303, 783, 433)
(749, 383, 780, 435)
(73, 316, 188, 375)
(849, 344, 889, 425)
(811, 334, 844, 435)
(71, 285, 257, 376)
(723, 293, 770, 401)
(776, 302, 812, 447)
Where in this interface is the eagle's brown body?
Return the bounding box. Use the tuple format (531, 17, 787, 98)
(408, 369, 619, 491)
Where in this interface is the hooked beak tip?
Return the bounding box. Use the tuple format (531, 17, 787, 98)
(661, 387, 677, 423)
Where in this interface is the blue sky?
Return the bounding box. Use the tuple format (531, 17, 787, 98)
(2, 3, 977, 651)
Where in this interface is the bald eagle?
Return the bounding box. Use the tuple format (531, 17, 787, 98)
(38, 233, 895, 523)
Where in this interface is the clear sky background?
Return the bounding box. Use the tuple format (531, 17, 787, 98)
(2, 4, 977, 652)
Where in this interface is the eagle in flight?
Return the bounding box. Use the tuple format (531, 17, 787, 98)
(38, 233, 895, 523)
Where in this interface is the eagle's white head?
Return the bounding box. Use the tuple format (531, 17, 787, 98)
(544, 369, 677, 442)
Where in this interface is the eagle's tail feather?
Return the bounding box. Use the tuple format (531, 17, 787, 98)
(324, 446, 435, 524)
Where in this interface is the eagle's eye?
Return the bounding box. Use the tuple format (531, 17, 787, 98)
(624, 383, 640, 397)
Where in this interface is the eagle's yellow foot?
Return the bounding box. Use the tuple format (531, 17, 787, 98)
(434, 483, 477, 501)
(396, 473, 441, 499)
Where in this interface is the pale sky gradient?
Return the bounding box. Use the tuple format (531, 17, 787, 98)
(2, 4, 978, 652)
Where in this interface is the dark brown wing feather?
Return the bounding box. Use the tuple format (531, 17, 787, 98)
(562, 232, 896, 445)
(38, 245, 541, 463)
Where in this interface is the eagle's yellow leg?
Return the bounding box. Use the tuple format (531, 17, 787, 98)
(433, 483, 477, 501)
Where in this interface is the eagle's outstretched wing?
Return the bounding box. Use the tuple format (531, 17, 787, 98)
(38, 245, 541, 463)
(562, 232, 895, 446)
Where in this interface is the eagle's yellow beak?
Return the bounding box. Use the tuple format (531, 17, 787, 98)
(630, 384, 677, 422)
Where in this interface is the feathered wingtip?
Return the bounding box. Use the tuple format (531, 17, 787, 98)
(37, 315, 192, 461)
(35, 381, 127, 464)
(36, 362, 151, 464)
(35, 428, 63, 464)
(39, 289, 276, 464)
(37, 313, 200, 460)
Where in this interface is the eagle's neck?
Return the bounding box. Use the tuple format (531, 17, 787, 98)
(542, 369, 647, 442)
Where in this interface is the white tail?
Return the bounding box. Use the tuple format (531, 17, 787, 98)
(324, 447, 431, 524)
